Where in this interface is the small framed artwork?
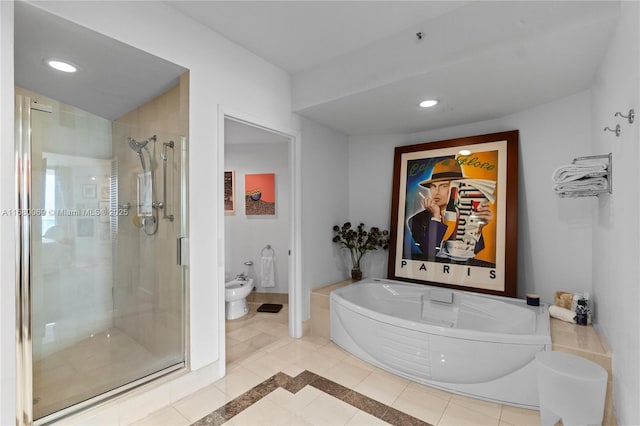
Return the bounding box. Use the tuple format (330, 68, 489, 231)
(98, 200, 110, 223)
(224, 170, 235, 215)
(100, 184, 110, 200)
(245, 173, 275, 215)
(77, 218, 95, 237)
(82, 184, 96, 198)
(387, 130, 519, 297)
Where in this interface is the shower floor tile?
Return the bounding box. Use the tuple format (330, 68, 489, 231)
(33, 328, 179, 420)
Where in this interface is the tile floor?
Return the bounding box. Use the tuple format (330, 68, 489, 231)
(134, 303, 542, 426)
(34, 328, 177, 420)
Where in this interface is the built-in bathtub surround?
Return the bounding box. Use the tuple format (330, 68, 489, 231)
(310, 280, 352, 339)
(310, 281, 617, 425)
(550, 318, 616, 425)
(331, 278, 551, 408)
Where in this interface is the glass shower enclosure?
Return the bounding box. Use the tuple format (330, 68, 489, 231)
(15, 80, 188, 423)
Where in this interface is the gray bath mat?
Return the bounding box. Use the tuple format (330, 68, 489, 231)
(257, 303, 283, 313)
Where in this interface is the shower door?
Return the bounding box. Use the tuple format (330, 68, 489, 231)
(16, 91, 187, 424)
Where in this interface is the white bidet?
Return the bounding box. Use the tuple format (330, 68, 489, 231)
(225, 278, 254, 320)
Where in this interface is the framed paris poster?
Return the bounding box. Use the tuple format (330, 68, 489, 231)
(387, 130, 519, 297)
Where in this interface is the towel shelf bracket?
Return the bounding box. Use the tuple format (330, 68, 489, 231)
(556, 153, 612, 198)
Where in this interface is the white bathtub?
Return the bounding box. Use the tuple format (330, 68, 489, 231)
(330, 278, 551, 408)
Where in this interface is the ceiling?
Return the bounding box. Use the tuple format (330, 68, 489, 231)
(14, 1, 620, 138)
(170, 1, 620, 136)
(225, 118, 290, 145)
(168, 1, 470, 74)
(14, 2, 187, 121)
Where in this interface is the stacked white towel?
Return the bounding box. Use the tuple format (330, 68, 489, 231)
(553, 177, 608, 193)
(549, 305, 575, 323)
(137, 171, 153, 217)
(552, 161, 607, 183)
(552, 160, 608, 195)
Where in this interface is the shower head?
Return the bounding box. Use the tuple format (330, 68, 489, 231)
(128, 137, 149, 154)
(128, 135, 156, 171)
(128, 135, 157, 153)
(128, 137, 148, 171)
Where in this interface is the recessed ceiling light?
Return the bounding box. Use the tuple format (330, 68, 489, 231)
(459, 149, 471, 156)
(419, 99, 438, 108)
(47, 59, 78, 73)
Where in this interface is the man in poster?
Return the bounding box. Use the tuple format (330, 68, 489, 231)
(407, 157, 493, 263)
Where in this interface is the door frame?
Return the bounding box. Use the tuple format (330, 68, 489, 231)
(15, 94, 189, 425)
(217, 107, 302, 375)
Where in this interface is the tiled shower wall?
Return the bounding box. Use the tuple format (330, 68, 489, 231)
(111, 72, 189, 358)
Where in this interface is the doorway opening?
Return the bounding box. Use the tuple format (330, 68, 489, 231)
(220, 114, 301, 370)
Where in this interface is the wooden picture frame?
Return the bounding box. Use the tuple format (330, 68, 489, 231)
(387, 130, 519, 297)
(224, 170, 235, 215)
(245, 173, 276, 215)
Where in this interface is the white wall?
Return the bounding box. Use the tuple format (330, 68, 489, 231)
(225, 142, 290, 294)
(0, 2, 15, 424)
(300, 117, 350, 319)
(591, 2, 640, 424)
(347, 134, 407, 278)
(349, 90, 594, 303)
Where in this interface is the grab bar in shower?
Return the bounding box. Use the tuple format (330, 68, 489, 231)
(161, 140, 174, 221)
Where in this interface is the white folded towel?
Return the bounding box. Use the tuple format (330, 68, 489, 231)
(554, 177, 608, 193)
(552, 162, 607, 184)
(137, 171, 153, 217)
(261, 253, 275, 288)
(549, 305, 575, 323)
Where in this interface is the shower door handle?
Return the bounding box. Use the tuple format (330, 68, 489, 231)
(177, 237, 189, 266)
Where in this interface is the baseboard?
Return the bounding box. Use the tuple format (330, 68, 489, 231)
(247, 291, 288, 305)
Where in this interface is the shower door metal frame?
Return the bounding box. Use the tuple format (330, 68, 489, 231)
(15, 94, 34, 426)
(15, 95, 189, 426)
(15, 95, 55, 424)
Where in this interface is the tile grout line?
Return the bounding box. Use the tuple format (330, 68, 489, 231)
(190, 370, 433, 426)
(435, 398, 451, 425)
